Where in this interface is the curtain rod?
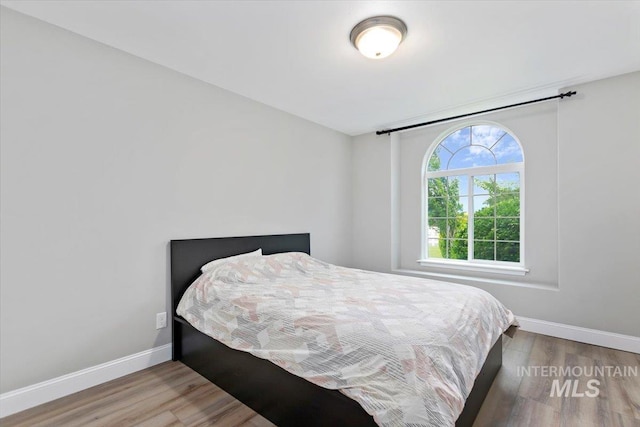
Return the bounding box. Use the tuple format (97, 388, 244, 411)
(376, 91, 577, 135)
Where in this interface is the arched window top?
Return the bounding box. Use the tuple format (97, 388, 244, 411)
(427, 124, 523, 172)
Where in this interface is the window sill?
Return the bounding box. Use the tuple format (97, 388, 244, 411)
(417, 259, 529, 276)
(393, 268, 557, 290)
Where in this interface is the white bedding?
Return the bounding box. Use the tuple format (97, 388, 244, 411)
(177, 252, 516, 426)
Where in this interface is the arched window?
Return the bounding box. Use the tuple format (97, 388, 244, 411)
(422, 123, 524, 267)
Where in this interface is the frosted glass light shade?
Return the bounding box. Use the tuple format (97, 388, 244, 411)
(350, 16, 407, 59)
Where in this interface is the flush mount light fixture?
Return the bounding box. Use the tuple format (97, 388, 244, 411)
(350, 16, 407, 59)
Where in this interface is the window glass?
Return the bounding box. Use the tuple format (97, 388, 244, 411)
(425, 124, 523, 264)
(448, 146, 495, 169)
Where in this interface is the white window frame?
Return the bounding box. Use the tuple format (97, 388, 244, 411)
(419, 122, 528, 276)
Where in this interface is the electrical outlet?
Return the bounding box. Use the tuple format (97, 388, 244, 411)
(156, 312, 167, 329)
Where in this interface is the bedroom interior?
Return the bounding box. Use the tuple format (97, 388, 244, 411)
(1, 1, 639, 426)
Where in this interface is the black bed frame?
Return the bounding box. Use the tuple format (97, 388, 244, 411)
(171, 233, 502, 426)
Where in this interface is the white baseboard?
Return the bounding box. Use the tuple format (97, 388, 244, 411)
(0, 344, 172, 419)
(517, 316, 640, 354)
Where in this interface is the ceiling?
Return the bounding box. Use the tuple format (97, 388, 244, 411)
(2, 1, 639, 136)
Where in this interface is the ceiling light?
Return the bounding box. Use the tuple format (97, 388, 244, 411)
(350, 16, 407, 59)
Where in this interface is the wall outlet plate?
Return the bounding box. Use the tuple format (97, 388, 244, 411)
(156, 312, 167, 329)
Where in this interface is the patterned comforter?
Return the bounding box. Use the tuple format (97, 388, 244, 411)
(177, 252, 515, 426)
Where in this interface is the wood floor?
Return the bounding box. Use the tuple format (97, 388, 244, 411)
(474, 331, 640, 427)
(2, 331, 639, 427)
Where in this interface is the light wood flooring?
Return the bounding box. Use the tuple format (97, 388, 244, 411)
(1, 331, 639, 427)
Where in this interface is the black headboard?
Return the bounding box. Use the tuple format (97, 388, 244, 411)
(170, 233, 310, 320)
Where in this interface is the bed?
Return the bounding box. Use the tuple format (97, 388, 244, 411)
(171, 233, 506, 426)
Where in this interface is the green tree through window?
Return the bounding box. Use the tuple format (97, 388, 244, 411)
(424, 124, 523, 264)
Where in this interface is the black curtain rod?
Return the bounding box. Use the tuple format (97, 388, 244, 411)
(376, 90, 577, 135)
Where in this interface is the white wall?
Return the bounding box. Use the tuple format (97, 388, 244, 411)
(351, 132, 393, 272)
(352, 71, 640, 338)
(0, 8, 352, 393)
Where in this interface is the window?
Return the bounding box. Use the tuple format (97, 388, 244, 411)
(422, 124, 524, 271)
